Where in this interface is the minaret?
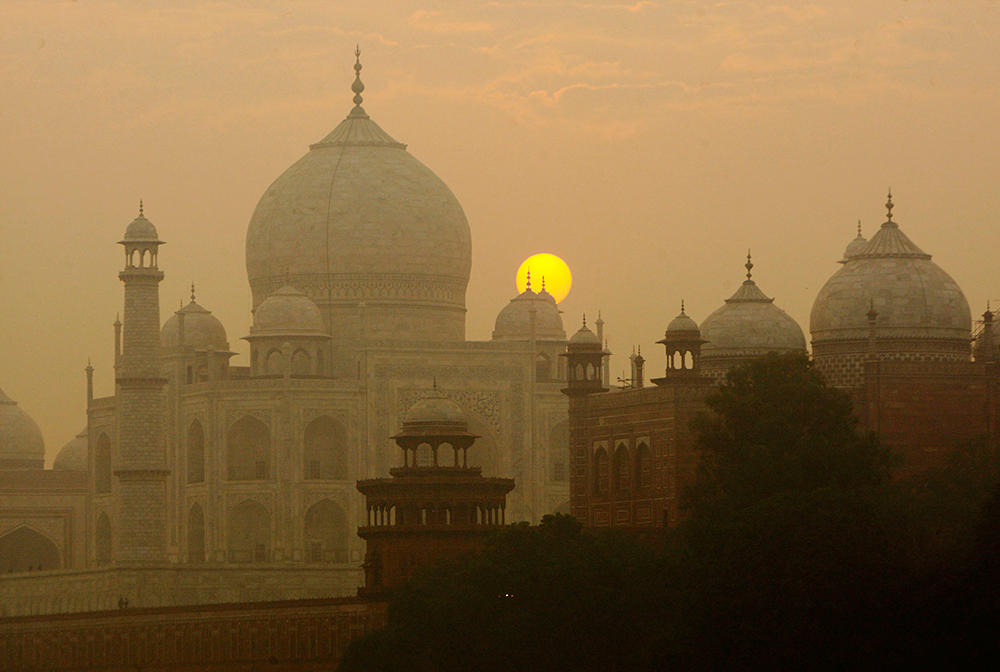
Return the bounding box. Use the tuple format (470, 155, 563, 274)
(114, 202, 169, 565)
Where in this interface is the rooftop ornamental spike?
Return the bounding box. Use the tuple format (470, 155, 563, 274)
(886, 188, 894, 222)
(526, 269, 531, 291)
(190, 283, 196, 303)
(139, 199, 143, 216)
(745, 249, 754, 281)
(352, 45, 365, 108)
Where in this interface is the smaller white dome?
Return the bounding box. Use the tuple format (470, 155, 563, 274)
(701, 259, 807, 360)
(251, 285, 326, 336)
(0, 387, 45, 468)
(54, 428, 88, 471)
(492, 288, 566, 342)
(162, 300, 229, 350)
(840, 224, 868, 263)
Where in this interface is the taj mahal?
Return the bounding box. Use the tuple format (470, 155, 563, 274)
(0, 54, 573, 615)
(0, 52, 984, 618)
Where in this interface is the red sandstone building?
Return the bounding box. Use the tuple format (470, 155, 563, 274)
(565, 195, 1000, 529)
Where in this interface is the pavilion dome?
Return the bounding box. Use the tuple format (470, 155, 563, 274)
(121, 207, 160, 242)
(54, 428, 88, 472)
(811, 196, 971, 345)
(666, 305, 700, 335)
(403, 389, 468, 428)
(251, 285, 326, 336)
(0, 387, 45, 469)
(701, 257, 807, 360)
(569, 319, 602, 346)
(492, 281, 566, 342)
(161, 295, 229, 350)
(245, 55, 471, 342)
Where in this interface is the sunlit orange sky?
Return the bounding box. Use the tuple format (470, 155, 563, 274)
(2, 1, 999, 464)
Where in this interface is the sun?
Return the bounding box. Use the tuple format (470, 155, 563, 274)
(516, 253, 572, 303)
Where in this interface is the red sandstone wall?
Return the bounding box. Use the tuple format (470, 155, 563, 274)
(862, 361, 997, 474)
(569, 383, 710, 529)
(0, 596, 385, 671)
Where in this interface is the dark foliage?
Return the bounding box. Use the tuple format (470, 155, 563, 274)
(684, 352, 891, 519)
(338, 514, 668, 672)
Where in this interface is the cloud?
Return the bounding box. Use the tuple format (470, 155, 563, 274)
(409, 10, 492, 33)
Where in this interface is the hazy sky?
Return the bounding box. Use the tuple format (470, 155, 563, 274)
(2, 1, 998, 464)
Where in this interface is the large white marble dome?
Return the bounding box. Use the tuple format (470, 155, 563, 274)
(0, 387, 45, 469)
(245, 58, 472, 343)
(811, 202, 971, 347)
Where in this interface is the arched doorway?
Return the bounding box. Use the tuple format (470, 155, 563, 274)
(227, 416, 270, 481)
(303, 416, 348, 480)
(303, 499, 349, 564)
(0, 527, 60, 573)
(227, 500, 270, 563)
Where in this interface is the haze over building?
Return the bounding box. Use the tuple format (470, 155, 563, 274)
(0, 55, 570, 614)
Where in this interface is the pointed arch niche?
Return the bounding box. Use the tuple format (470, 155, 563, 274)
(227, 500, 270, 563)
(0, 526, 60, 573)
(304, 416, 348, 480)
(227, 416, 270, 481)
(304, 499, 349, 564)
(187, 420, 205, 484)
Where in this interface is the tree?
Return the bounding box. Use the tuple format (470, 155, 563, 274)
(684, 352, 890, 519)
(673, 354, 903, 670)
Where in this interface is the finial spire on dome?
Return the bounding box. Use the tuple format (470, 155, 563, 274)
(541, 275, 546, 292)
(886, 188, 894, 222)
(190, 283, 196, 303)
(139, 199, 143, 216)
(583, 313, 587, 328)
(680, 299, 685, 314)
(857, 219, 862, 237)
(745, 249, 754, 282)
(352, 45, 365, 108)
(526, 269, 532, 292)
